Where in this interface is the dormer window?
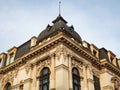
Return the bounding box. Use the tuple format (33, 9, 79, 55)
(93, 50, 97, 57)
(90, 44, 99, 58)
(9, 53, 14, 64)
(108, 51, 116, 65)
(110, 56, 114, 63)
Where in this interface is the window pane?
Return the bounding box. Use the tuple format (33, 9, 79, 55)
(73, 68, 79, 75)
(9, 53, 14, 64)
(43, 79, 48, 84)
(74, 79, 78, 84)
(72, 68, 80, 90)
(75, 85, 78, 90)
(6, 83, 11, 90)
(43, 85, 48, 90)
(40, 68, 50, 90)
(42, 68, 49, 75)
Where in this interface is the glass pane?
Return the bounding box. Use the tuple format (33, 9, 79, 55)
(6, 84, 11, 90)
(43, 79, 48, 84)
(74, 79, 78, 84)
(74, 85, 78, 90)
(43, 68, 49, 75)
(73, 68, 79, 75)
(43, 85, 48, 90)
(9, 53, 14, 64)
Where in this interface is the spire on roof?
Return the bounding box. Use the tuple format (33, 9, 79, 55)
(59, 1, 61, 16)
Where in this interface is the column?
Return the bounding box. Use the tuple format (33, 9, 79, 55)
(55, 47, 69, 90)
(50, 54, 55, 90)
(83, 65, 88, 90)
(87, 65, 94, 90)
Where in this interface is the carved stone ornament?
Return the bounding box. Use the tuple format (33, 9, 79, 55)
(14, 68, 19, 78)
(55, 45, 69, 61)
(2, 72, 14, 86)
(111, 77, 120, 89)
(25, 63, 33, 74)
(71, 60, 83, 71)
(36, 59, 51, 77)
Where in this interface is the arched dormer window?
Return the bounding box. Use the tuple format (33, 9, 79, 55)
(39, 67, 50, 90)
(72, 68, 80, 90)
(5, 82, 11, 90)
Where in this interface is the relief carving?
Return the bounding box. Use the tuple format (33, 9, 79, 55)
(111, 77, 120, 90)
(55, 45, 69, 61)
(14, 67, 19, 78)
(25, 63, 33, 74)
(1, 72, 14, 86)
(36, 59, 51, 77)
(71, 60, 83, 71)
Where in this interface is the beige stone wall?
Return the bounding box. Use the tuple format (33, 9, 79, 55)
(0, 43, 120, 90)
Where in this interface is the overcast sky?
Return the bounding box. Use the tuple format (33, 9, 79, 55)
(0, 0, 120, 58)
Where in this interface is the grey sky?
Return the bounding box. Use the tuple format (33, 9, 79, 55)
(0, 0, 120, 58)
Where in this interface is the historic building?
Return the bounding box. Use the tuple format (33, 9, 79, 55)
(0, 14, 120, 90)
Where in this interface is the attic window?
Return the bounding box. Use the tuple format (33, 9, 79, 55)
(9, 53, 14, 64)
(110, 56, 114, 63)
(93, 50, 97, 57)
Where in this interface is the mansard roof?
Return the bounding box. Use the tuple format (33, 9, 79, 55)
(37, 15, 82, 44)
(99, 48, 109, 60)
(15, 40, 31, 59)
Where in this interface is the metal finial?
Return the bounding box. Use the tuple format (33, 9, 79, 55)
(59, 1, 61, 15)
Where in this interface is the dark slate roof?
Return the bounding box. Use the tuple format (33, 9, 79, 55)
(15, 40, 31, 59)
(99, 48, 109, 60)
(37, 15, 82, 44)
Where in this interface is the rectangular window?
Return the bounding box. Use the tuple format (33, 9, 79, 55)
(93, 75, 101, 90)
(9, 53, 14, 64)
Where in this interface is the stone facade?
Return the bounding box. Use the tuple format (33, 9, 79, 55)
(0, 15, 120, 90)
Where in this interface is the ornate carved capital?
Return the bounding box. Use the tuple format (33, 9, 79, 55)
(25, 63, 33, 74)
(14, 67, 19, 78)
(71, 59, 83, 71)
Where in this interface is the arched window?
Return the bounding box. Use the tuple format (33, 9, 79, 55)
(5, 82, 11, 90)
(39, 67, 50, 90)
(72, 68, 80, 90)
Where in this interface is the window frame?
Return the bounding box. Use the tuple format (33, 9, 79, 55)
(5, 82, 11, 90)
(39, 67, 50, 90)
(72, 68, 80, 90)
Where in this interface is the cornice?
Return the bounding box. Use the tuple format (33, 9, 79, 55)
(0, 32, 118, 76)
(100, 59, 120, 77)
(0, 32, 100, 73)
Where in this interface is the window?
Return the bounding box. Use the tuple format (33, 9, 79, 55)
(93, 75, 101, 90)
(72, 68, 80, 90)
(5, 82, 11, 90)
(19, 85, 24, 90)
(39, 67, 50, 90)
(93, 50, 97, 57)
(9, 53, 14, 64)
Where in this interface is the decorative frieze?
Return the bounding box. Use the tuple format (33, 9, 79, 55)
(71, 59, 83, 71)
(36, 59, 51, 77)
(1, 72, 14, 86)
